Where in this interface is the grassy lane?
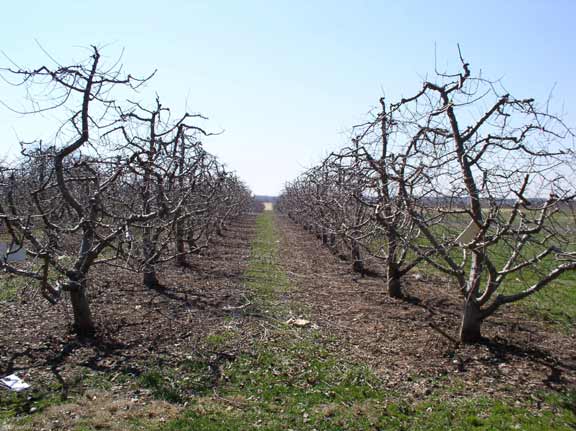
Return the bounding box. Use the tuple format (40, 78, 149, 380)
(159, 211, 576, 431)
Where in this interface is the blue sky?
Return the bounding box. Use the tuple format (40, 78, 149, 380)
(1, 1, 575, 195)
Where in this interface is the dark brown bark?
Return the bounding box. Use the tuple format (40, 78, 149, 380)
(175, 246, 188, 267)
(328, 233, 336, 249)
(143, 269, 162, 290)
(68, 279, 95, 336)
(387, 264, 403, 299)
(351, 239, 364, 274)
(459, 297, 482, 343)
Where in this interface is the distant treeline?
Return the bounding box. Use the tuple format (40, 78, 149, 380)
(254, 195, 279, 203)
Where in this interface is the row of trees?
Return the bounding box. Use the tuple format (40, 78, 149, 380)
(0, 47, 253, 336)
(278, 54, 576, 343)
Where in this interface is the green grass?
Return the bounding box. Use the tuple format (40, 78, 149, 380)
(205, 329, 236, 348)
(395, 209, 576, 329)
(159, 332, 576, 430)
(520, 279, 576, 328)
(0, 274, 25, 301)
(0, 386, 62, 420)
(138, 358, 214, 403)
(158, 211, 576, 431)
(243, 211, 291, 315)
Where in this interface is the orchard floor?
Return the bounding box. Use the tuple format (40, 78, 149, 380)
(0, 211, 574, 430)
(275, 215, 576, 399)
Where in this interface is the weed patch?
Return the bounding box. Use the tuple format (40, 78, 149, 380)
(138, 358, 215, 403)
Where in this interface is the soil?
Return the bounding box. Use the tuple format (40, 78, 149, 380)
(1, 211, 574, 415)
(275, 215, 576, 401)
(0, 215, 258, 404)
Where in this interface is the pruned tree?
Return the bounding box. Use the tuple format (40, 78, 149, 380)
(112, 97, 214, 288)
(0, 46, 154, 334)
(389, 52, 576, 342)
(0, 46, 254, 336)
(334, 101, 436, 298)
(279, 105, 432, 297)
(279, 164, 371, 274)
(280, 50, 575, 343)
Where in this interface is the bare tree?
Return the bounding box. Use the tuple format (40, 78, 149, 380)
(280, 160, 373, 275)
(0, 47, 243, 334)
(112, 98, 216, 287)
(0, 46, 155, 334)
(337, 102, 433, 298)
(0, 47, 255, 336)
(280, 51, 575, 343)
(389, 52, 576, 342)
(279, 106, 430, 297)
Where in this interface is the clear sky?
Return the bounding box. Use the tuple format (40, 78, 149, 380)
(1, 0, 575, 195)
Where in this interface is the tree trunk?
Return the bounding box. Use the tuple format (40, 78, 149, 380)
(351, 239, 364, 274)
(142, 235, 162, 289)
(387, 264, 403, 298)
(386, 233, 403, 298)
(175, 251, 188, 267)
(186, 229, 197, 253)
(175, 126, 187, 267)
(459, 297, 483, 343)
(143, 268, 161, 290)
(328, 233, 336, 249)
(321, 230, 328, 245)
(68, 279, 95, 336)
(175, 221, 188, 267)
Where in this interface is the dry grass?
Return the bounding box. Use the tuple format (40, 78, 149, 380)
(8, 390, 181, 430)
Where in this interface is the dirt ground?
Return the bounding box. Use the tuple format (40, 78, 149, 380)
(275, 215, 576, 401)
(1, 211, 575, 421)
(0, 215, 258, 410)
